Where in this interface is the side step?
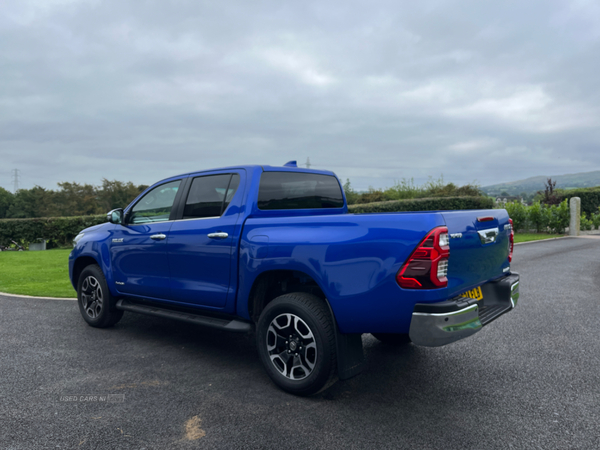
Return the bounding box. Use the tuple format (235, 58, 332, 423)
(478, 303, 511, 326)
(116, 299, 253, 333)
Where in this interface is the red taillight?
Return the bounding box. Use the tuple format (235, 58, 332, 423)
(397, 226, 450, 289)
(508, 218, 514, 263)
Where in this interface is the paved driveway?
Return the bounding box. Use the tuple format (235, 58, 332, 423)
(1, 237, 599, 449)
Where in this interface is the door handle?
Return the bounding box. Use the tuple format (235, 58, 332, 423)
(150, 233, 167, 240)
(477, 228, 499, 244)
(208, 232, 229, 239)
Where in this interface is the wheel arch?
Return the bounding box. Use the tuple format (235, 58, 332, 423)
(250, 272, 366, 387)
(72, 255, 101, 290)
(247, 269, 331, 324)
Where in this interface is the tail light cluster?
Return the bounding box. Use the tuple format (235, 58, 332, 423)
(396, 226, 450, 289)
(508, 218, 514, 263)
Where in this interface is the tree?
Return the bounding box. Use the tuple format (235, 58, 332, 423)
(54, 182, 101, 216)
(0, 187, 14, 218)
(6, 187, 55, 218)
(97, 179, 147, 212)
(539, 178, 561, 205)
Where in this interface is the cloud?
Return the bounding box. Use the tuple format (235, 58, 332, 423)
(1, 0, 600, 193)
(448, 138, 499, 153)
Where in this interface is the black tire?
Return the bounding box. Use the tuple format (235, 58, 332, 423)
(372, 333, 412, 346)
(256, 293, 337, 396)
(77, 265, 124, 328)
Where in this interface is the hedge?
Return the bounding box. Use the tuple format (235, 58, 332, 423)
(0, 215, 106, 248)
(559, 187, 600, 216)
(348, 196, 495, 213)
(1, 196, 495, 247)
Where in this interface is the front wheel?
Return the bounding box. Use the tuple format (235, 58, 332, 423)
(256, 293, 337, 396)
(77, 265, 124, 328)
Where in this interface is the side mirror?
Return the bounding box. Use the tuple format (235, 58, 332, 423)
(107, 208, 124, 224)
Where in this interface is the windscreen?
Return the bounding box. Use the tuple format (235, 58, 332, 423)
(258, 172, 344, 210)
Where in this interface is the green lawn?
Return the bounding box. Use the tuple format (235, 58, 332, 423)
(514, 233, 565, 243)
(0, 233, 569, 298)
(0, 248, 76, 298)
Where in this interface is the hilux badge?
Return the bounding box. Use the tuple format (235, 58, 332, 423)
(450, 233, 463, 239)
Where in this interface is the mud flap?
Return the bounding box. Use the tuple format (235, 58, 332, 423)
(336, 331, 366, 380)
(324, 300, 366, 380)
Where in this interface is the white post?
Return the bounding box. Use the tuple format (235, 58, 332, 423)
(569, 197, 581, 236)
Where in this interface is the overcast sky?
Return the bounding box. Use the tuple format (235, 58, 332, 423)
(2, 0, 600, 192)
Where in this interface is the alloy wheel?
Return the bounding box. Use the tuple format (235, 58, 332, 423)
(266, 313, 317, 380)
(80, 276, 103, 319)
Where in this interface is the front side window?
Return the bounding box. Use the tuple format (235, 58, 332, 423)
(183, 174, 240, 219)
(129, 180, 181, 224)
(258, 172, 344, 210)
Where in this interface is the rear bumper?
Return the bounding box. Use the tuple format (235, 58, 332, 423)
(408, 273, 520, 347)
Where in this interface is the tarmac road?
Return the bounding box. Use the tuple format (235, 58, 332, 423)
(1, 236, 599, 449)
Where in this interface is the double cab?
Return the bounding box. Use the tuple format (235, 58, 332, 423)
(69, 162, 519, 395)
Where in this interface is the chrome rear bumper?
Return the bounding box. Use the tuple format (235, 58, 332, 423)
(409, 273, 520, 347)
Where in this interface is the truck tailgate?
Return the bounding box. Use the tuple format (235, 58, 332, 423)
(441, 209, 511, 297)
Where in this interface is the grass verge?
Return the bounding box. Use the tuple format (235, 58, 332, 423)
(0, 248, 75, 298)
(514, 233, 565, 243)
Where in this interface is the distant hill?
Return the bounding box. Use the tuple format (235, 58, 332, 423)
(482, 170, 600, 196)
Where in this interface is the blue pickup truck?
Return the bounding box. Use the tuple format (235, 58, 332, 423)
(69, 162, 519, 395)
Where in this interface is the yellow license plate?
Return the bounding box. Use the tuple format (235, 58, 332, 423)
(462, 286, 483, 301)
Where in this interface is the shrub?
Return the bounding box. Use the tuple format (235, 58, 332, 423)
(0, 215, 106, 248)
(355, 188, 385, 204)
(580, 213, 593, 231)
(504, 201, 528, 232)
(382, 178, 422, 201)
(527, 201, 549, 233)
(349, 176, 485, 205)
(547, 200, 570, 234)
(342, 179, 360, 205)
(348, 196, 494, 213)
(592, 210, 600, 230)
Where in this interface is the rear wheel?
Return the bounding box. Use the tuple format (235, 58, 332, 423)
(256, 293, 337, 396)
(372, 333, 411, 346)
(77, 265, 123, 328)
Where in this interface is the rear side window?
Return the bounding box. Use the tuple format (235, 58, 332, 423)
(258, 172, 344, 210)
(183, 174, 240, 219)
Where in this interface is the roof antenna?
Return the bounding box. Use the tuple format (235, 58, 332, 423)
(283, 161, 297, 167)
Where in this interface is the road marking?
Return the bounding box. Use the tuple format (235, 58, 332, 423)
(514, 236, 573, 246)
(0, 291, 76, 300)
(514, 235, 600, 246)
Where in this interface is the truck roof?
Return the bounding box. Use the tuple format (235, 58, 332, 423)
(158, 162, 338, 184)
